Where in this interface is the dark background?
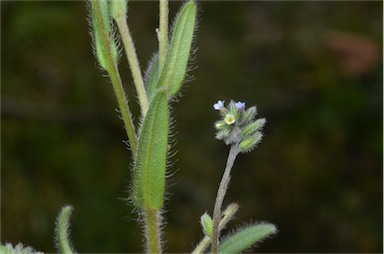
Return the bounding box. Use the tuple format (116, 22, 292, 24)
(1, 1, 382, 253)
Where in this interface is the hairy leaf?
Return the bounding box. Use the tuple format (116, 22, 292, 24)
(90, 0, 118, 70)
(219, 223, 277, 253)
(145, 53, 160, 102)
(55, 205, 76, 254)
(132, 90, 169, 211)
(157, 1, 196, 97)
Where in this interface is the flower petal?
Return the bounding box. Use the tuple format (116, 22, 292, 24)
(235, 101, 246, 110)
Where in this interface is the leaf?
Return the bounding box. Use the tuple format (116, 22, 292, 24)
(144, 53, 160, 102)
(218, 223, 277, 253)
(90, 0, 118, 70)
(55, 205, 76, 254)
(131, 90, 169, 211)
(157, 1, 196, 97)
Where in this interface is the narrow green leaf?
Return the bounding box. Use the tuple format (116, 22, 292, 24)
(132, 90, 169, 211)
(144, 53, 160, 102)
(90, 0, 118, 70)
(219, 223, 277, 253)
(55, 205, 76, 254)
(157, 1, 196, 97)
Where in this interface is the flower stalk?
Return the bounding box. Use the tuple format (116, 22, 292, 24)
(211, 100, 267, 253)
(211, 144, 240, 253)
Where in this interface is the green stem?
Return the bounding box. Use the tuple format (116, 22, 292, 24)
(158, 0, 168, 75)
(211, 144, 240, 253)
(92, 0, 137, 155)
(192, 203, 239, 254)
(115, 16, 149, 116)
(144, 209, 162, 254)
(108, 63, 138, 156)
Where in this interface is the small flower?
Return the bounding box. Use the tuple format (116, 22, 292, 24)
(235, 101, 246, 110)
(224, 113, 235, 125)
(213, 100, 225, 110)
(214, 99, 266, 149)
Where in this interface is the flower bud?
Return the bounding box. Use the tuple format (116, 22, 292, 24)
(241, 106, 257, 124)
(200, 212, 213, 237)
(215, 120, 227, 130)
(241, 118, 266, 137)
(239, 131, 263, 153)
(216, 127, 231, 141)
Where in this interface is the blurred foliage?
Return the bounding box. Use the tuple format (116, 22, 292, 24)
(1, 1, 382, 253)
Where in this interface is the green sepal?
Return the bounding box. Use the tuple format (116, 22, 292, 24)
(157, 1, 196, 97)
(218, 223, 277, 253)
(145, 53, 160, 102)
(241, 106, 257, 124)
(214, 120, 227, 130)
(90, 0, 118, 70)
(132, 90, 169, 211)
(229, 101, 240, 121)
(200, 212, 213, 237)
(55, 205, 76, 254)
(215, 126, 231, 141)
(110, 0, 127, 20)
(239, 131, 263, 152)
(241, 118, 266, 137)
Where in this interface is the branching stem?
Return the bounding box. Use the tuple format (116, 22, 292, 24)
(115, 16, 149, 116)
(192, 203, 239, 254)
(211, 144, 240, 253)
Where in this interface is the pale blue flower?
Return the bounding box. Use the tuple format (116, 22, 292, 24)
(213, 100, 225, 110)
(235, 101, 246, 110)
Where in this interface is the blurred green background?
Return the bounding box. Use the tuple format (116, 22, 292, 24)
(1, 1, 382, 253)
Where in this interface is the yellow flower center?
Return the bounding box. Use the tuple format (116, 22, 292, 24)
(224, 114, 235, 125)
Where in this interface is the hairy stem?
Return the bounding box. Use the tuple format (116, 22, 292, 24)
(144, 209, 162, 254)
(211, 144, 240, 253)
(114, 16, 149, 116)
(108, 65, 138, 156)
(158, 0, 168, 75)
(192, 203, 239, 254)
(92, 0, 137, 156)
